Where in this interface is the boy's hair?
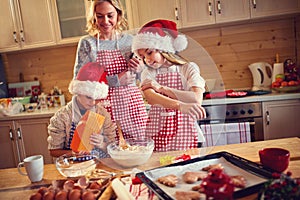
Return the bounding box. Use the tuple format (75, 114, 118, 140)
(86, 0, 128, 36)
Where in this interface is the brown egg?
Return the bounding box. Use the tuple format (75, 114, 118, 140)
(89, 181, 102, 190)
(43, 190, 55, 200)
(82, 191, 95, 200)
(63, 179, 75, 191)
(68, 189, 81, 200)
(55, 190, 68, 200)
(37, 186, 49, 196)
(29, 192, 42, 200)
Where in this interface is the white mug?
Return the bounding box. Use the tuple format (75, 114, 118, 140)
(17, 155, 44, 182)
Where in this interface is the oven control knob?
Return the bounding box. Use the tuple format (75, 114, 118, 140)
(240, 110, 246, 115)
(248, 109, 253, 114)
(226, 111, 230, 116)
(232, 111, 238, 115)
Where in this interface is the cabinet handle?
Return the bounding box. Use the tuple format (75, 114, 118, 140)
(9, 129, 14, 140)
(252, 0, 257, 9)
(266, 111, 270, 125)
(17, 128, 22, 139)
(20, 30, 25, 42)
(208, 2, 213, 16)
(175, 7, 179, 20)
(217, 1, 221, 14)
(13, 31, 18, 43)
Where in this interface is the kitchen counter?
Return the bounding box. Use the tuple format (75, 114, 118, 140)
(0, 137, 299, 199)
(202, 91, 300, 105)
(0, 107, 60, 121)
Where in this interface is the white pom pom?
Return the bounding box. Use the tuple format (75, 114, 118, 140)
(173, 34, 188, 52)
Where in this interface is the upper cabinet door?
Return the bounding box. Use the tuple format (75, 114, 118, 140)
(215, 0, 250, 23)
(127, 0, 180, 29)
(179, 0, 250, 28)
(0, 0, 56, 53)
(179, 0, 216, 28)
(52, 0, 90, 45)
(250, 0, 300, 18)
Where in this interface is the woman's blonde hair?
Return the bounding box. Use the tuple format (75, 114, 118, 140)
(86, 0, 128, 36)
(161, 52, 189, 65)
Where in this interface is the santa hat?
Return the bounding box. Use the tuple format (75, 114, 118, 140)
(132, 19, 188, 54)
(68, 62, 109, 100)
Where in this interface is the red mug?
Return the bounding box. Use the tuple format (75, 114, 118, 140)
(259, 148, 290, 173)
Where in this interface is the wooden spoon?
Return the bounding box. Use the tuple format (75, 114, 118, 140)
(116, 121, 128, 150)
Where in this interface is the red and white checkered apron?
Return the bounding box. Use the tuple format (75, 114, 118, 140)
(96, 49, 147, 139)
(146, 67, 198, 152)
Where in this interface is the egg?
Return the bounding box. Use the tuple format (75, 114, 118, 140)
(29, 192, 42, 200)
(89, 181, 102, 190)
(55, 190, 68, 200)
(82, 191, 95, 200)
(37, 186, 49, 196)
(68, 189, 81, 200)
(63, 180, 75, 191)
(43, 190, 55, 200)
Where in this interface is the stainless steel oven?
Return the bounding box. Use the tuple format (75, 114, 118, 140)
(199, 102, 264, 144)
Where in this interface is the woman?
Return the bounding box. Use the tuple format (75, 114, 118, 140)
(73, 0, 147, 140)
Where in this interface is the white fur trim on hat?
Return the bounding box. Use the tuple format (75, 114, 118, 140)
(68, 80, 109, 100)
(132, 32, 188, 53)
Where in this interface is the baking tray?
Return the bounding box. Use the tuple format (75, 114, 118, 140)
(136, 151, 275, 199)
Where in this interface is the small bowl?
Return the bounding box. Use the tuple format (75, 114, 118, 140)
(107, 138, 154, 168)
(55, 153, 99, 178)
(259, 148, 290, 172)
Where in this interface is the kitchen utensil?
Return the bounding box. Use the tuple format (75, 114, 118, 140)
(116, 121, 129, 150)
(259, 148, 290, 173)
(226, 91, 248, 98)
(248, 62, 273, 91)
(107, 138, 154, 168)
(18, 155, 44, 182)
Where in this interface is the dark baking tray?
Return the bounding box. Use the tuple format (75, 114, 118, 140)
(137, 151, 276, 199)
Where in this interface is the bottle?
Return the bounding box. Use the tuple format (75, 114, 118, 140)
(272, 53, 284, 83)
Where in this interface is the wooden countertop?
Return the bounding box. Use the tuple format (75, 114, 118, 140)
(1, 137, 299, 199)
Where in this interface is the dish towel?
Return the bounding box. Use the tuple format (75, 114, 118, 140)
(200, 122, 251, 147)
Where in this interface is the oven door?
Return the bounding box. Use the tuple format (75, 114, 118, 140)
(198, 117, 263, 147)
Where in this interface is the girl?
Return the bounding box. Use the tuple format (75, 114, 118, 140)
(73, 0, 147, 140)
(132, 19, 207, 152)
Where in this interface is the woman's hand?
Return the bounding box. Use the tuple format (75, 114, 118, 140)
(89, 133, 104, 149)
(179, 102, 206, 120)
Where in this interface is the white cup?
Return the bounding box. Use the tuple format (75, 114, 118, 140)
(17, 155, 44, 182)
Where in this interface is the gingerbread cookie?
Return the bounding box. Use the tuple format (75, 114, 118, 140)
(157, 174, 178, 187)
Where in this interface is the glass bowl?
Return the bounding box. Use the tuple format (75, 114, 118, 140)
(107, 138, 154, 168)
(55, 153, 100, 178)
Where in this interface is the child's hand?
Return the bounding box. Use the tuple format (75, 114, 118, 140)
(179, 103, 206, 120)
(119, 71, 136, 85)
(141, 79, 162, 92)
(90, 133, 104, 149)
(128, 55, 144, 73)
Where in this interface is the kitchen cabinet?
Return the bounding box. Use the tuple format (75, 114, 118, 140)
(250, 0, 300, 18)
(0, 0, 56, 53)
(262, 99, 300, 140)
(179, 0, 250, 28)
(126, 0, 179, 29)
(0, 117, 52, 169)
(51, 0, 91, 45)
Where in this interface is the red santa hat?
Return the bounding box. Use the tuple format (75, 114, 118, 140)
(132, 19, 188, 54)
(68, 62, 108, 100)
